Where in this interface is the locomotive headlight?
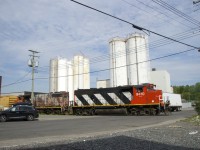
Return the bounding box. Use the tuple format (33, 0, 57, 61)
(152, 100, 154, 103)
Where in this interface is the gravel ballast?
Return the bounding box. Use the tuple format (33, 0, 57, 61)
(4, 120, 200, 150)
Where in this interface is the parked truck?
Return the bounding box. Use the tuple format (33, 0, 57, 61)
(163, 93, 182, 111)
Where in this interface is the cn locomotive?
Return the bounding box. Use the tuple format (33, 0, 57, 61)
(72, 83, 171, 115)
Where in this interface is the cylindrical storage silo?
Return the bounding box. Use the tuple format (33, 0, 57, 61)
(73, 55, 84, 90)
(78, 56, 84, 89)
(83, 58, 90, 89)
(109, 37, 127, 87)
(49, 58, 58, 93)
(57, 58, 68, 92)
(126, 33, 150, 85)
(73, 56, 79, 90)
(67, 61, 74, 102)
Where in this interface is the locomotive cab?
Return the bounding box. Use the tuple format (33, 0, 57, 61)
(131, 83, 162, 105)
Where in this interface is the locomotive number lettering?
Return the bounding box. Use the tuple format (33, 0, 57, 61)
(136, 92, 145, 96)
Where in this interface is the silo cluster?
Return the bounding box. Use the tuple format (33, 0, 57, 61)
(109, 33, 150, 87)
(49, 55, 90, 101)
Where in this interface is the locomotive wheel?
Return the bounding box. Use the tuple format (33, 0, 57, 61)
(136, 110, 141, 116)
(150, 109, 156, 116)
(125, 108, 132, 116)
(156, 109, 160, 115)
(164, 109, 171, 116)
(75, 109, 82, 116)
(90, 109, 95, 116)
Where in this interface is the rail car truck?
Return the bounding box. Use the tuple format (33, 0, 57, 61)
(72, 83, 170, 115)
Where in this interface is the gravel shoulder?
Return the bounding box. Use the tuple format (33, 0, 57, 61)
(38, 114, 98, 121)
(2, 117, 200, 150)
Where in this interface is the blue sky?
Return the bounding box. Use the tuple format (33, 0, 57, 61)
(0, 0, 200, 94)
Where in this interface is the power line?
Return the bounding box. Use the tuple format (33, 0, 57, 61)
(2, 71, 31, 88)
(152, 0, 200, 27)
(1, 47, 197, 89)
(70, 0, 200, 51)
(5, 29, 197, 84)
(35, 27, 200, 73)
(2, 79, 32, 88)
(122, 0, 192, 28)
(2, 1, 198, 89)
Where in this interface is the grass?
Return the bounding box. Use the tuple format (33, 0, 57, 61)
(183, 115, 200, 126)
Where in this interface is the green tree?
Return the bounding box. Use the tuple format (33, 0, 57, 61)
(173, 82, 200, 101)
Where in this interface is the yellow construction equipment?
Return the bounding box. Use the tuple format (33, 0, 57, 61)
(0, 96, 19, 110)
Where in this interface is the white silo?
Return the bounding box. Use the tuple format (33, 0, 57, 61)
(67, 61, 74, 101)
(73, 55, 90, 90)
(50, 55, 90, 101)
(109, 37, 127, 87)
(49, 57, 68, 93)
(78, 56, 84, 89)
(57, 58, 68, 91)
(73, 56, 78, 90)
(83, 57, 90, 89)
(126, 33, 150, 85)
(50, 58, 58, 93)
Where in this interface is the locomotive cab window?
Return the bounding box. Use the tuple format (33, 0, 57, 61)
(137, 88, 143, 93)
(147, 84, 156, 91)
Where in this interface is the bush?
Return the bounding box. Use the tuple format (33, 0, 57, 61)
(195, 101, 200, 115)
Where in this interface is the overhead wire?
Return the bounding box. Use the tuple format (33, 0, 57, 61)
(152, 0, 200, 27)
(2, 1, 199, 89)
(1, 26, 197, 74)
(1, 0, 198, 66)
(2, 71, 31, 88)
(36, 27, 200, 73)
(70, 0, 199, 51)
(122, 0, 192, 28)
(1, 47, 197, 89)
(33, 0, 200, 81)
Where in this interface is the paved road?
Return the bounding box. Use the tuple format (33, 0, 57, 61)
(0, 109, 196, 148)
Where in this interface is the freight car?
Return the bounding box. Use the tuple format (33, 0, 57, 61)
(72, 83, 171, 115)
(34, 92, 69, 114)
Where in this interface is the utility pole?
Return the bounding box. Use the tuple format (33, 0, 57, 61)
(28, 50, 39, 104)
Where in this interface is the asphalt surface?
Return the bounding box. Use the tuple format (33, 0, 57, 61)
(0, 109, 198, 149)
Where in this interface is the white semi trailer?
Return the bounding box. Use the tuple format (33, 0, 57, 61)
(163, 93, 182, 111)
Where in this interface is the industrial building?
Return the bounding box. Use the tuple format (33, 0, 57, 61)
(150, 69, 173, 93)
(49, 55, 90, 101)
(109, 33, 150, 87)
(96, 79, 110, 88)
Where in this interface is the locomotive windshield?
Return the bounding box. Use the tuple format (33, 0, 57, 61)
(147, 84, 156, 91)
(137, 87, 143, 93)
